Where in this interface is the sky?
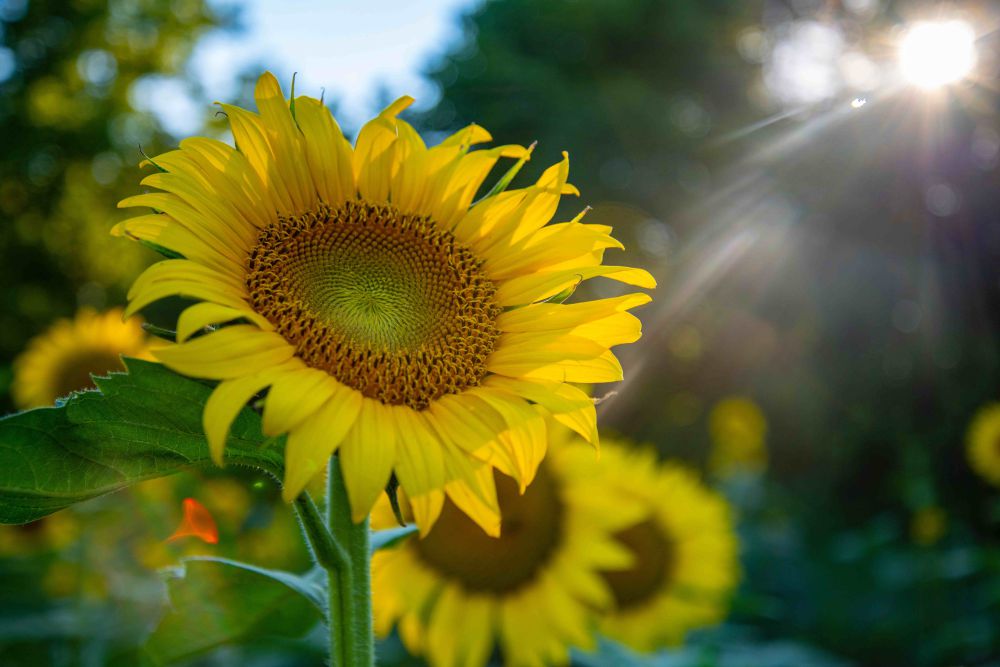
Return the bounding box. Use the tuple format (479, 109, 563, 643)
(153, 0, 477, 136)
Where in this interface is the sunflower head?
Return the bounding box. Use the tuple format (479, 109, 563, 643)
(966, 403, 1000, 487)
(12, 307, 152, 409)
(708, 395, 768, 477)
(598, 439, 740, 651)
(371, 425, 645, 667)
(115, 72, 654, 530)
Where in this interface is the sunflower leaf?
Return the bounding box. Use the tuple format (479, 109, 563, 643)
(0, 358, 284, 525)
(370, 525, 418, 552)
(143, 557, 323, 665)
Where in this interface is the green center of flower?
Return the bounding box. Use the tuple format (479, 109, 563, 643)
(51, 351, 124, 401)
(601, 519, 674, 611)
(414, 467, 565, 593)
(246, 201, 501, 410)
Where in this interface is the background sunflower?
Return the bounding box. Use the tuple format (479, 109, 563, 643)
(12, 307, 151, 408)
(372, 426, 645, 667)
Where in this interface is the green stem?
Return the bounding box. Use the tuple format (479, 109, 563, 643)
(326, 456, 374, 667)
(293, 492, 349, 572)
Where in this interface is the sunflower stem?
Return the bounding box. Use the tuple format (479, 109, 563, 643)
(293, 491, 349, 572)
(325, 456, 374, 667)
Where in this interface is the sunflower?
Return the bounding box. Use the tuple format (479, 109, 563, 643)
(966, 403, 1000, 486)
(371, 426, 644, 667)
(707, 396, 768, 477)
(12, 307, 151, 409)
(598, 440, 739, 651)
(114, 72, 654, 530)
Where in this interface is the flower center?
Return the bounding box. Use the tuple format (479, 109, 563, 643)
(246, 200, 502, 410)
(51, 351, 124, 400)
(601, 519, 674, 611)
(414, 467, 565, 593)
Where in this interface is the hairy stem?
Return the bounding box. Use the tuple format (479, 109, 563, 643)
(326, 457, 374, 667)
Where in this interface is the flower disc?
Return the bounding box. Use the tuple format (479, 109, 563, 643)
(247, 200, 501, 409)
(413, 467, 564, 592)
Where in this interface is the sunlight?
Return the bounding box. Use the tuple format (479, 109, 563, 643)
(899, 20, 976, 89)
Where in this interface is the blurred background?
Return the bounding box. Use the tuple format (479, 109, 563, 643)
(2, 0, 1000, 665)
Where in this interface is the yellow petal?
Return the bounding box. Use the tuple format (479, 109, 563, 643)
(390, 407, 446, 499)
(495, 265, 656, 307)
(177, 137, 275, 227)
(338, 399, 398, 522)
(407, 490, 445, 536)
(176, 302, 271, 343)
(486, 333, 607, 378)
(112, 214, 242, 277)
(219, 102, 296, 213)
(119, 193, 251, 264)
(388, 119, 429, 214)
(253, 72, 318, 212)
(262, 365, 338, 437)
(353, 96, 413, 202)
(203, 369, 283, 465)
(497, 293, 650, 332)
(281, 382, 364, 501)
(295, 97, 355, 205)
(153, 326, 295, 379)
(444, 464, 500, 537)
(515, 349, 624, 384)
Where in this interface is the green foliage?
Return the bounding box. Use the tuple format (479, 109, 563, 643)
(143, 557, 324, 666)
(371, 525, 418, 552)
(0, 358, 283, 524)
(421, 0, 755, 220)
(0, 0, 234, 410)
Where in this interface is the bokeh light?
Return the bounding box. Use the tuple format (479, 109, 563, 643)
(899, 20, 976, 89)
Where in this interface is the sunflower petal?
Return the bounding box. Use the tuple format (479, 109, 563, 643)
(281, 383, 364, 502)
(338, 399, 398, 522)
(354, 96, 413, 203)
(153, 326, 295, 379)
(203, 369, 281, 465)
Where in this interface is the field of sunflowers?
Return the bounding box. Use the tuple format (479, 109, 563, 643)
(1, 1, 999, 666)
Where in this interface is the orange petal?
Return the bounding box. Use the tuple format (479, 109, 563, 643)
(167, 498, 219, 545)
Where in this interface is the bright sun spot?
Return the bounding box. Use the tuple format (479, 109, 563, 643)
(899, 20, 976, 89)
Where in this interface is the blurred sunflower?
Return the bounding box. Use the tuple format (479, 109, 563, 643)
(599, 441, 739, 651)
(707, 395, 767, 477)
(115, 72, 654, 529)
(12, 307, 151, 409)
(910, 506, 947, 547)
(966, 403, 1000, 486)
(371, 427, 644, 667)
(0, 510, 79, 557)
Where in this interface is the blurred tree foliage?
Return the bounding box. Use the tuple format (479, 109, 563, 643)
(0, 0, 233, 395)
(420, 0, 757, 234)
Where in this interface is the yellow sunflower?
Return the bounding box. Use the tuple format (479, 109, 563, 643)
(598, 440, 739, 651)
(12, 307, 151, 409)
(966, 403, 1000, 486)
(372, 426, 644, 667)
(114, 72, 654, 530)
(910, 506, 947, 547)
(707, 396, 768, 477)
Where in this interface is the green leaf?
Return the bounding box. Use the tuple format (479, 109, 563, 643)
(138, 239, 184, 259)
(371, 525, 418, 552)
(0, 358, 284, 525)
(144, 557, 323, 665)
(474, 140, 536, 204)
